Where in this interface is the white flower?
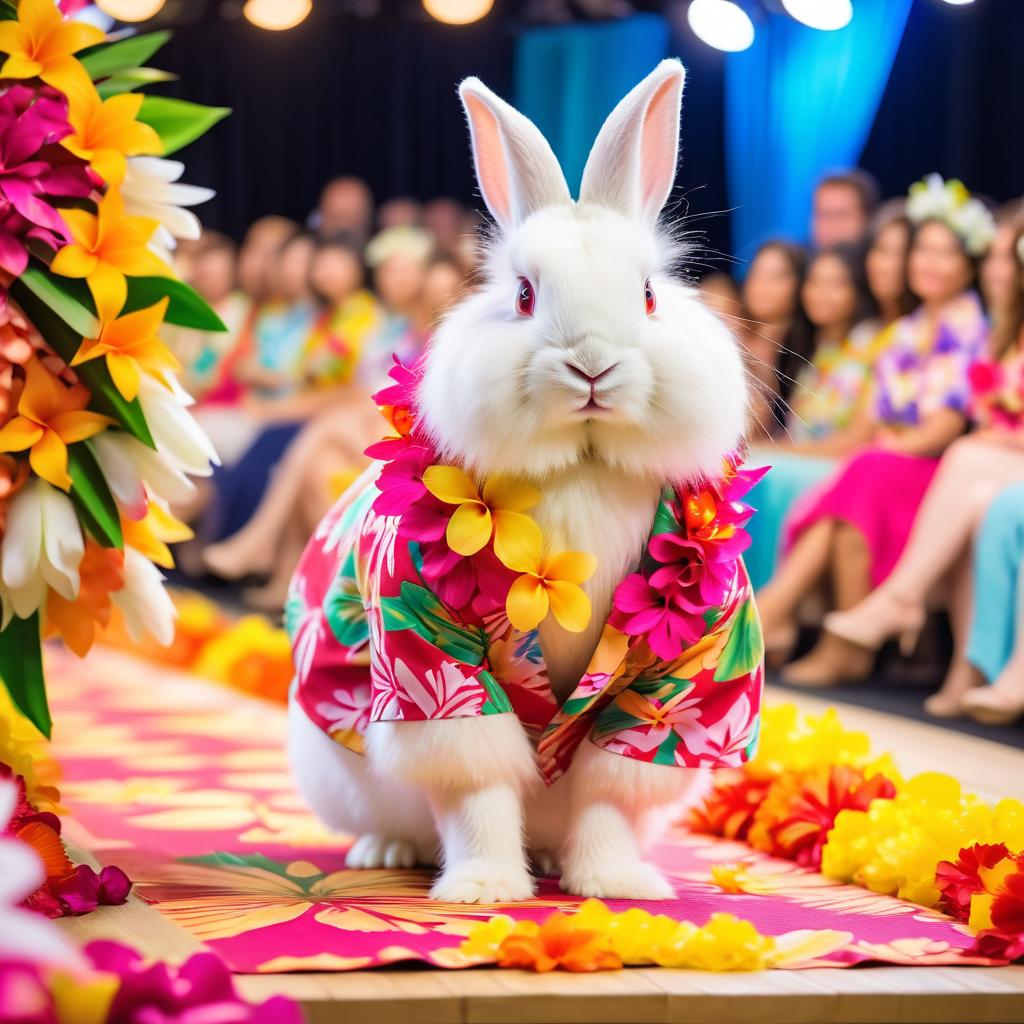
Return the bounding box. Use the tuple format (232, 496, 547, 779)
(121, 156, 215, 261)
(906, 173, 996, 257)
(0, 480, 84, 625)
(89, 431, 195, 512)
(0, 780, 83, 967)
(137, 375, 220, 478)
(111, 547, 176, 646)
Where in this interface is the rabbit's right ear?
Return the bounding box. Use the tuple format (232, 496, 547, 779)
(459, 78, 571, 231)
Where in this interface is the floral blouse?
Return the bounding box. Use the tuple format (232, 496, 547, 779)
(872, 291, 988, 427)
(301, 290, 381, 388)
(788, 320, 892, 441)
(286, 364, 765, 785)
(968, 339, 1024, 432)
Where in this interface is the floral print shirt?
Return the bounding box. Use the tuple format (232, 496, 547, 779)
(286, 469, 765, 786)
(872, 291, 988, 427)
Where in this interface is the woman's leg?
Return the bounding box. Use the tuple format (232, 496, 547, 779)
(781, 522, 875, 686)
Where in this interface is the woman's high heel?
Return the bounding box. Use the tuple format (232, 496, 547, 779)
(961, 687, 1024, 727)
(823, 589, 926, 655)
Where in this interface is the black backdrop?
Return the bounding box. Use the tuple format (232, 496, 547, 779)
(158, 0, 1024, 263)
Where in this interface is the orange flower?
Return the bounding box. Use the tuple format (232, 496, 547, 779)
(689, 772, 771, 842)
(121, 499, 193, 570)
(0, 356, 111, 490)
(497, 912, 622, 973)
(62, 80, 163, 187)
(49, 187, 172, 322)
(46, 540, 124, 657)
(0, 0, 104, 103)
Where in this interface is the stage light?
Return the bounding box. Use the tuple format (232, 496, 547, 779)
(96, 0, 166, 20)
(243, 0, 312, 30)
(422, 0, 494, 25)
(781, 0, 852, 31)
(687, 0, 755, 53)
(938, 0, 975, 5)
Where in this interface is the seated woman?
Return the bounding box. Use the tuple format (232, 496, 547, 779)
(826, 214, 1024, 714)
(959, 483, 1024, 724)
(757, 177, 993, 687)
(745, 219, 909, 589)
(203, 254, 467, 610)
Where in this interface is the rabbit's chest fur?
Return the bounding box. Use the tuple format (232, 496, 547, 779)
(533, 465, 662, 704)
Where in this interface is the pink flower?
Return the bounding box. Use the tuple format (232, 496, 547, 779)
(610, 573, 705, 660)
(54, 863, 131, 915)
(968, 358, 1003, 397)
(371, 445, 433, 516)
(0, 84, 93, 277)
(420, 541, 511, 613)
(648, 532, 732, 607)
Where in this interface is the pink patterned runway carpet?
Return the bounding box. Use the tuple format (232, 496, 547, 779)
(47, 646, 998, 973)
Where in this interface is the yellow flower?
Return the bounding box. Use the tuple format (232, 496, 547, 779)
(72, 298, 178, 401)
(193, 616, 294, 703)
(670, 913, 777, 972)
(0, 356, 112, 490)
(422, 465, 542, 566)
(0, 0, 104, 103)
(121, 499, 193, 569)
(62, 79, 163, 186)
(459, 914, 518, 961)
(505, 534, 596, 633)
(49, 187, 173, 322)
(0, 687, 62, 811)
(710, 862, 752, 894)
(50, 970, 119, 1024)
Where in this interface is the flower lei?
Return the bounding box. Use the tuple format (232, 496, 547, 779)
(905, 173, 996, 257)
(368, 359, 765, 658)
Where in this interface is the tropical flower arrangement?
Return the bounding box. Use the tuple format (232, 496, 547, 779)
(905, 173, 996, 257)
(0, 0, 227, 739)
(369, 358, 765, 654)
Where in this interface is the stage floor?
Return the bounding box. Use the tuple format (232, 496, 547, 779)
(55, 655, 1024, 1024)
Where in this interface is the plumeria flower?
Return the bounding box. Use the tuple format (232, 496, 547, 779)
(62, 80, 163, 187)
(111, 545, 176, 645)
(0, 0, 104, 104)
(49, 186, 172, 322)
(72, 297, 179, 401)
(121, 156, 215, 261)
(0, 476, 83, 622)
(610, 573, 704, 660)
(0, 356, 112, 490)
(136, 373, 219, 477)
(0, 779, 82, 967)
(423, 465, 542, 566)
(504, 530, 595, 633)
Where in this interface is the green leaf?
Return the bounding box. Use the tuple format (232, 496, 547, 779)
(124, 276, 226, 331)
(9, 279, 156, 448)
(136, 96, 230, 156)
(16, 267, 98, 338)
(0, 614, 49, 738)
(69, 442, 123, 548)
(324, 574, 369, 649)
(651, 489, 679, 539)
(478, 670, 513, 715)
(80, 31, 171, 81)
(379, 582, 487, 665)
(712, 598, 764, 682)
(97, 67, 178, 100)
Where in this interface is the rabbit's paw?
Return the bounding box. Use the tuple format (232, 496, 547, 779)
(560, 858, 675, 900)
(430, 860, 535, 903)
(345, 834, 425, 870)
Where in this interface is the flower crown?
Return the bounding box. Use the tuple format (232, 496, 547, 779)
(905, 174, 996, 257)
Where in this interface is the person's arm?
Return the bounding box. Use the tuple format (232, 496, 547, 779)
(782, 407, 876, 458)
(875, 408, 967, 459)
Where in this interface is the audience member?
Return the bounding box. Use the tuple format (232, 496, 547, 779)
(378, 196, 423, 230)
(811, 169, 880, 249)
(314, 176, 375, 242)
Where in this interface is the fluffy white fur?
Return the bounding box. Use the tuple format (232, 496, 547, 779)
(289, 59, 748, 901)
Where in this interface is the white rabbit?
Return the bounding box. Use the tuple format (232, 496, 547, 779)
(288, 58, 751, 902)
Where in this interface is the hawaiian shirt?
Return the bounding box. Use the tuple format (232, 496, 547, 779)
(286, 467, 765, 786)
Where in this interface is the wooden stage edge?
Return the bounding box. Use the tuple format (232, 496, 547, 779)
(59, 683, 1024, 1024)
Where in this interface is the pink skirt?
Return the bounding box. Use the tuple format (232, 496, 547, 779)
(783, 448, 940, 587)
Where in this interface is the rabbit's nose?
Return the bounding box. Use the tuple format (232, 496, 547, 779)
(565, 361, 618, 385)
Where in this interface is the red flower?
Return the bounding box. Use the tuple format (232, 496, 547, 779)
(936, 843, 1017, 922)
(990, 870, 1024, 936)
(689, 773, 771, 841)
(967, 928, 1024, 963)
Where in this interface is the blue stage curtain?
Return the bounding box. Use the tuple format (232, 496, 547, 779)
(725, 1, 914, 261)
(514, 14, 669, 195)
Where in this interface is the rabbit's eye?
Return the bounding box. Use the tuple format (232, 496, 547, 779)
(515, 277, 536, 317)
(645, 279, 657, 316)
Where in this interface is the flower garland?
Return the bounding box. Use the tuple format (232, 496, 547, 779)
(0, 0, 228, 739)
(367, 359, 764, 658)
(905, 174, 996, 257)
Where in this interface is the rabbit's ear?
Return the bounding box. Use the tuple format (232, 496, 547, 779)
(459, 77, 571, 231)
(578, 59, 686, 225)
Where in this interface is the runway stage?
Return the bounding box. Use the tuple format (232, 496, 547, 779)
(52, 648, 1024, 1023)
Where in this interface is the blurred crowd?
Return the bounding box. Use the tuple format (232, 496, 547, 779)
(169, 177, 480, 610)
(699, 169, 1024, 729)
(174, 167, 1024, 733)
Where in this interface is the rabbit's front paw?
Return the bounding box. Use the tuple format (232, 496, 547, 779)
(560, 858, 675, 900)
(430, 860, 535, 903)
(345, 834, 429, 870)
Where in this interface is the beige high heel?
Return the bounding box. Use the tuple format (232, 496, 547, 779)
(961, 687, 1024, 727)
(823, 591, 925, 656)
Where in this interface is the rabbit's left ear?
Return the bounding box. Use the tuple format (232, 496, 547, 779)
(578, 59, 686, 225)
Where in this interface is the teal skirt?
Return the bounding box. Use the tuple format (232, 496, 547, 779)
(966, 482, 1024, 681)
(744, 450, 836, 592)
